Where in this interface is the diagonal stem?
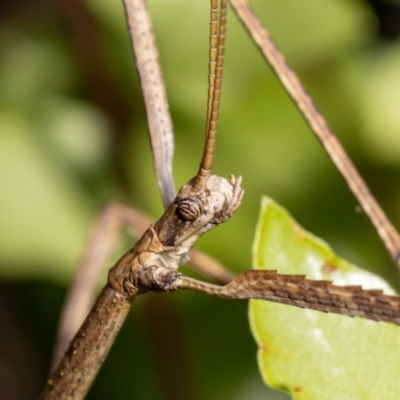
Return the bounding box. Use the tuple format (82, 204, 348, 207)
(40, 286, 133, 400)
(229, 0, 400, 269)
(50, 204, 123, 371)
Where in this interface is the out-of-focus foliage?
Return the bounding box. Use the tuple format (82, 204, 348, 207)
(250, 197, 400, 399)
(0, 0, 399, 399)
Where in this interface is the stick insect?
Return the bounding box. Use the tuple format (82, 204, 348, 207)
(34, 0, 400, 398)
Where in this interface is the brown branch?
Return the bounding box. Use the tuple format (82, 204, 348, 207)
(229, 0, 400, 269)
(40, 286, 133, 400)
(50, 204, 123, 371)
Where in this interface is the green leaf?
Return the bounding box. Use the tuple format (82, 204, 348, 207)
(249, 197, 400, 400)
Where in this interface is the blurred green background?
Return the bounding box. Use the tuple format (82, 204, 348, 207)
(1, 0, 400, 399)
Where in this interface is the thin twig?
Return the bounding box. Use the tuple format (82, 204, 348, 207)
(229, 0, 400, 269)
(50, 204, 122, 371)
(124, 0, 176, 208)
(40, 286, 132, 400)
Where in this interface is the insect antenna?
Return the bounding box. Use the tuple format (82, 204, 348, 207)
(195, 0, 227, 188)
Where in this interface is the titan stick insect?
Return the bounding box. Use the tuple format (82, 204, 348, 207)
(40, 0, 243, 398)
(40, 1, 400, 399)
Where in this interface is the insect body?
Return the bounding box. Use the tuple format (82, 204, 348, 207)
(39, 1, 400, 399)
(108, 174, 244, 297)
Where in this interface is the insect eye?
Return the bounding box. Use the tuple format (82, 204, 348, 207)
(177, 197, 204, 220)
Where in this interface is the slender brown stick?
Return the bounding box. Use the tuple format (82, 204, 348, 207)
(40, 286, 133, 400)
(124, 0, 176, 208)
(173, 270, 400, 325)
(229, 0, 400, 268)
(50, 204, 122, 371)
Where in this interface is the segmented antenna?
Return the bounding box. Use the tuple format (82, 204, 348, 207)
(195, 0, 227, 187)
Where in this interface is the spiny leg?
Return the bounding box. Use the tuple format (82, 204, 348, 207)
(168, 270, 400, 326)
